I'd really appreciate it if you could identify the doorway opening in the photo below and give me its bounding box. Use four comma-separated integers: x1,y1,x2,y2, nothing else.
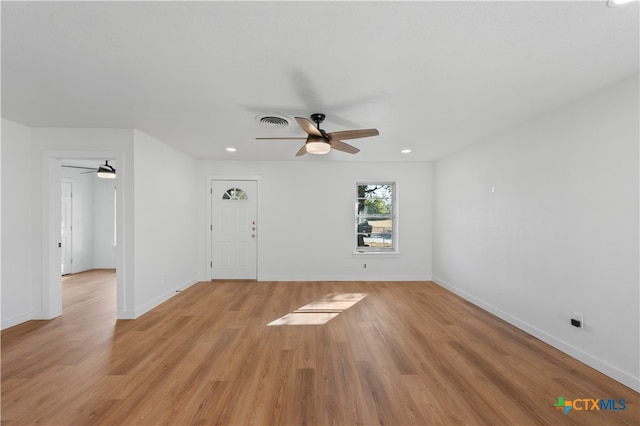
59,158,118,315
43,151,130,321
60,159,117,276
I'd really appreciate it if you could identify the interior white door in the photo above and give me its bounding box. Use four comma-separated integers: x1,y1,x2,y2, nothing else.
211,180,258,279
61,180,73,275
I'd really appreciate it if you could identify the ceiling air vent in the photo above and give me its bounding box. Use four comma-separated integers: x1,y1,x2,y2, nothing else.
256,114,290,128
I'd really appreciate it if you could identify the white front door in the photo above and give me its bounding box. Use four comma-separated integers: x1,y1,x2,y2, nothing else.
211,180,258,279
61,180,73,275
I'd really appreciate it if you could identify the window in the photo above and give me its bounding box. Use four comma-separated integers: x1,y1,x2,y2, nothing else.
356,182,396,252
222,188,248,200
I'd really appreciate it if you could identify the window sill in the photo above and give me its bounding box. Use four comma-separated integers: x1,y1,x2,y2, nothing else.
352,250,399,257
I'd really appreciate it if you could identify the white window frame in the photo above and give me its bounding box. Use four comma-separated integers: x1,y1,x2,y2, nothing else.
354,181,398,254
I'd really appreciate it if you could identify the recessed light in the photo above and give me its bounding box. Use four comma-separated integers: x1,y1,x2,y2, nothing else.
608,0,635,7
401,149,412,154
226,147,236,152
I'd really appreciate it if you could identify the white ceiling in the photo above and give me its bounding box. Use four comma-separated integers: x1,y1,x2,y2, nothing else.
2,1,638,162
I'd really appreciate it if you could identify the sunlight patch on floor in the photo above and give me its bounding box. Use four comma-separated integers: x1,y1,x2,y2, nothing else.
267,312,339,326
267,293,367,326
295,300,360,312
322,293,367,301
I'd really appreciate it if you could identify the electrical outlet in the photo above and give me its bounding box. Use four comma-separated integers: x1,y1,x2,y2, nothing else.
571,312,584,328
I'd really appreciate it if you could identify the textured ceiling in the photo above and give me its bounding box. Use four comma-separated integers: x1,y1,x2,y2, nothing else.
2,1,638,162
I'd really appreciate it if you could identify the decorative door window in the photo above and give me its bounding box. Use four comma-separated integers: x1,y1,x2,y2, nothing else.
222,188,248,200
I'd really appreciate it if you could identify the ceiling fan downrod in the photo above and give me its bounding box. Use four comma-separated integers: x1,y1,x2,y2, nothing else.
310,113,326,130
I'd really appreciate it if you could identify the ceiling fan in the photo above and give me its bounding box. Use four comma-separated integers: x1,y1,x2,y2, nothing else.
256,113,379,156
61,160,116,179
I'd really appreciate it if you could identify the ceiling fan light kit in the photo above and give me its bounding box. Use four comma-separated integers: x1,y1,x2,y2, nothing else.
306,137,331,155
256,112,379,157
97,161,116,179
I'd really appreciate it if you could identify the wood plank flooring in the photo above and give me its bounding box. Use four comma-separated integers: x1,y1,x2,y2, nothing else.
2,269,638,425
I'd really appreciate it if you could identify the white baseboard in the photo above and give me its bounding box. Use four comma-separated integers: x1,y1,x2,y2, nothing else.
1,310,62,330
133,278,199,318
71,265,92,274
258,274,431,282
117,310,136,320
2,279,200,327
432,276,640,393
1,313,32,330
91,264,117,270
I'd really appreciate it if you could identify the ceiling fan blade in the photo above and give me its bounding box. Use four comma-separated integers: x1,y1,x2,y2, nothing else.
255,137,306,140
331,140,360,154
80,170,97,174
328,129,379,141
295,144,308,156
61,165,97,170
294,117,322,137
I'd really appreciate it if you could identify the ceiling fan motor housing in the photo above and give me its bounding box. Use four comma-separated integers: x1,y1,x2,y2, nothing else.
310,113,326,125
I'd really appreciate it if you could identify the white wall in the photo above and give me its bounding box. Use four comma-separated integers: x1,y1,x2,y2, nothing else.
1,119,33,329
433,74,640,391
133,130,199,317
197,160,433,281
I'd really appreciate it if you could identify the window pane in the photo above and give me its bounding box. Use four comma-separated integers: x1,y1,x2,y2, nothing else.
367,218,392,234
222,188,247,200
357,184,393,215
357,217,393,248
361,184,392,196
360,199,392,215
361,234,393,248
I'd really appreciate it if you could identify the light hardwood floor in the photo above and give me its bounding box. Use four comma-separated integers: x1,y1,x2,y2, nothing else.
2,269,638,425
